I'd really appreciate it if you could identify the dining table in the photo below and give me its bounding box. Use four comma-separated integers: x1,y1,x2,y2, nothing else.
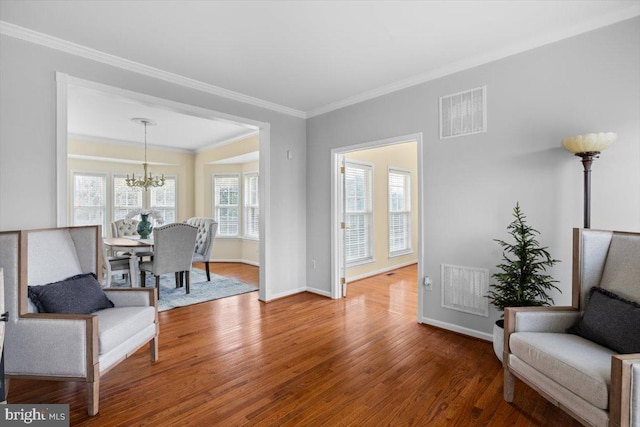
103,237,154,287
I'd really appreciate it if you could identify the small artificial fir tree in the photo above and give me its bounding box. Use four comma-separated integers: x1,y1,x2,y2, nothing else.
487,203,561,317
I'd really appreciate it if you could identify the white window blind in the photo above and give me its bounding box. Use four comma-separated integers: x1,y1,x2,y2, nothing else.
244,172,259,239
72,172,107,230
150,176,177,224
388,169,412,256
214,174,240,237
113,175,143,221
345,161,373,265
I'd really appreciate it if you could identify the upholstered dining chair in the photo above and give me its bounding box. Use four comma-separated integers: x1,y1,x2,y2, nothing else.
0,225,158,416
185,217,218,281
102,245,131,287
111,219,139,238
139,223,198,298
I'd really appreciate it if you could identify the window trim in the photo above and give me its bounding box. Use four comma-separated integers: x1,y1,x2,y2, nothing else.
212,173,241,238
388,167,413,258
344,159,374,267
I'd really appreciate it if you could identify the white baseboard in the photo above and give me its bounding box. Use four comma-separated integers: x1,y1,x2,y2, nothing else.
347,260,417,282
265,286,307,302
419,316,492,342
211,258,260,267
306,287,332,298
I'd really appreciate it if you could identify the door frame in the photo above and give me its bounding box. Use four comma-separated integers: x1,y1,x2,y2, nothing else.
55,72,271,301
330,133,424,321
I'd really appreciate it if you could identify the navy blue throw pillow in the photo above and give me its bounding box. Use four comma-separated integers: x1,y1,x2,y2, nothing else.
568,287,640,354
28,273,114,314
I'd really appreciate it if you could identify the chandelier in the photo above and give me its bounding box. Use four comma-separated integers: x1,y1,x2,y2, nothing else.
126,118,165,190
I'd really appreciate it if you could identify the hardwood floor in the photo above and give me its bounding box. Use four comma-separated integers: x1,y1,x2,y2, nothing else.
7,263,580,426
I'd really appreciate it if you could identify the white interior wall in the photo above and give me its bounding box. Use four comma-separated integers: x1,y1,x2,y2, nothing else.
306,17,640,337
0,35,307,301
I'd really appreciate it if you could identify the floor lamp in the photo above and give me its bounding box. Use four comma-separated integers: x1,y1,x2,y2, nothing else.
562,132,616,229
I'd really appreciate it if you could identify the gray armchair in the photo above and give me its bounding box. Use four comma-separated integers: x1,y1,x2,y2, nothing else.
503,228,640,427
0,226,158,416
185,217,218,281
139,223,198,298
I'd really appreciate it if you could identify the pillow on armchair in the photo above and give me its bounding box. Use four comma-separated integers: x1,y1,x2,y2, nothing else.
569,286,640,354
28,273,114,314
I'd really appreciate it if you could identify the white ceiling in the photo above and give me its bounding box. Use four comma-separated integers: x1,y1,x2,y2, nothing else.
1,0,639,121
67,85,255,152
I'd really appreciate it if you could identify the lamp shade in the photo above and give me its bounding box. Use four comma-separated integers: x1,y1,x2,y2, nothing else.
562,132,616,154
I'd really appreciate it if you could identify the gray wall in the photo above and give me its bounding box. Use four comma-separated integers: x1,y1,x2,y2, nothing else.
307,18,640,335
0,35,307,299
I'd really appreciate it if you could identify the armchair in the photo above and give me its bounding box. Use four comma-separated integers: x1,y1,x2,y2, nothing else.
503,228,640,427
0,226,159,416
185,217,217,281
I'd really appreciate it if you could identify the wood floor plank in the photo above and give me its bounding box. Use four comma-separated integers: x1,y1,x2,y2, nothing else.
7,263,582,426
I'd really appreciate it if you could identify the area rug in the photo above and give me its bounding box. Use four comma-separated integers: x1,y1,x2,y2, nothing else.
108,268,258,312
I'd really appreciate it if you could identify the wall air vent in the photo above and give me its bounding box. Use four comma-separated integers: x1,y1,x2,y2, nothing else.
441,264,489,317
439,86,486,139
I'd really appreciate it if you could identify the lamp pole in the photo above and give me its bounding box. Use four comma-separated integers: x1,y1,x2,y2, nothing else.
562,132,616,231
576,152,599,229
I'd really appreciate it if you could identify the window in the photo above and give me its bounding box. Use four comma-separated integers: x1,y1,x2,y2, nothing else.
150,176,177,224
113,175,143,220
244,172,259,239
345,161,373,265
213,174,240,237
388,168,412,256
72,172,107,229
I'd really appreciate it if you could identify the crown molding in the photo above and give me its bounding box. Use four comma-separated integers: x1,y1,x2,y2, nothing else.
3,4,638,121
306,5,640,118
196,130,259,154
0,21,307,119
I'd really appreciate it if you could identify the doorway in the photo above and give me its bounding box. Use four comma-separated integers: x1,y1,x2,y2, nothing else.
55,73,271,301
331,133,424,322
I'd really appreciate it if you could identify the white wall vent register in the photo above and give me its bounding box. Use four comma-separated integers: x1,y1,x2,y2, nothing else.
441,264,489,317
439,86,487,139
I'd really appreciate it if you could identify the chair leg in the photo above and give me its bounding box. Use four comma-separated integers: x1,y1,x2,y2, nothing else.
150,335,159,362
87,380,99,416
185,270,190,294
175,272,180,288
504,366,515,402
140,271,146,288
155,275,161,299
205,262,211,281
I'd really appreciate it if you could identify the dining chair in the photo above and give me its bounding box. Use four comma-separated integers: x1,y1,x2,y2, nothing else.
185,217,218,281
139,223,198,298
102,245,131,287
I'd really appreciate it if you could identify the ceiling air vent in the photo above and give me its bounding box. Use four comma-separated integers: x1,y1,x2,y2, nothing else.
439,85,486,139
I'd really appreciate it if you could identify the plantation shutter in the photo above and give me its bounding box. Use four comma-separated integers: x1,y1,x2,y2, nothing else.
150,176,177,224
244,173,259,239
388,169,411,256
113,175,143,220
214,174,240,236
345,161,373,264
72,172,107,230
